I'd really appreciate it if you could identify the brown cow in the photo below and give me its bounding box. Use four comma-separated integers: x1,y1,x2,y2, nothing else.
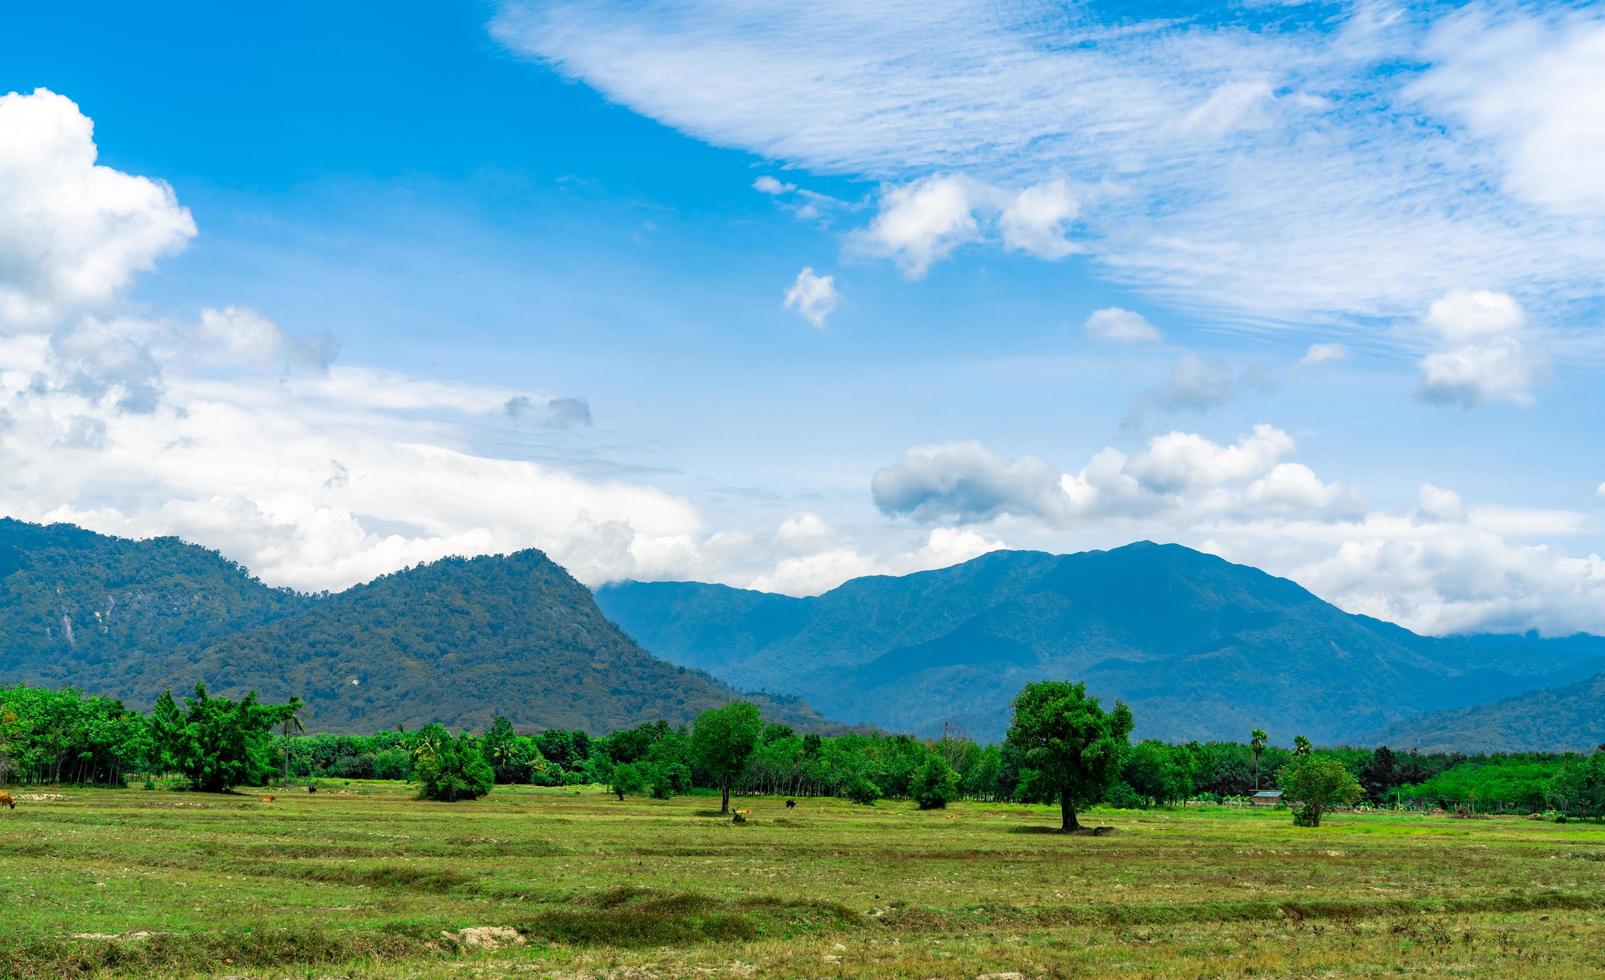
0,792,15,810
259,795,276,803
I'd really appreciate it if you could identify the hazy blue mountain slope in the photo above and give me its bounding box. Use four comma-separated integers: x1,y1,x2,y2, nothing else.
1370,671,1605,753
1,519,827,734
596,542,1603,744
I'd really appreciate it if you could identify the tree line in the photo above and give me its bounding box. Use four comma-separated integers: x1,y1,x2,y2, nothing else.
3,681,1602,822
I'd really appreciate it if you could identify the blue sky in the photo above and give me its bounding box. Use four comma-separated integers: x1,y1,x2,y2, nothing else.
1,1,1602,635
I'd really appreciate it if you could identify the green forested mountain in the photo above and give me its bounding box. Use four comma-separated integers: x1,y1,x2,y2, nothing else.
596,543,1605,745
1369,672,1605,753
0,519,825,733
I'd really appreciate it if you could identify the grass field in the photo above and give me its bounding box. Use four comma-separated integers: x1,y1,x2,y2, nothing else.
3,783,1605,978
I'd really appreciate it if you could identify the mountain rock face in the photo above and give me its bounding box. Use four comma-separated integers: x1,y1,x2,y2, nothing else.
0,518,825,733
596,543,1605,745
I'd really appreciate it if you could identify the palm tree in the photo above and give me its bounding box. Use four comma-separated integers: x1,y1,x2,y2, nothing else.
1250,729,1268,791
281,702,305,786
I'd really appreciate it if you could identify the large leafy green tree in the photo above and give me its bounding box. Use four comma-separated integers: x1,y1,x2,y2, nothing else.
1122,740,1195,807
1005,681,1133,832
1545,751,1605,819
151,685,302,793
691,701,763,814
410,723,494,802
1278,752,1362,826
480,716,548,784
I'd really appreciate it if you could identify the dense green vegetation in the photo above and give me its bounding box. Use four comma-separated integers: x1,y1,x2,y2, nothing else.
597,542,1605,745
7,682,1603,819
0,518,828,735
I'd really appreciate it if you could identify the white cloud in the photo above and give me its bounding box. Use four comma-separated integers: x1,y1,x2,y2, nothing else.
783,267,840,329
872,441,1067,524
1423,289,1525,344
852,175,1083,275
1177,79,1278,137
1297,342,1348,367
852,174,980,278
0,89,195,331
1418,484,1465,523
193,306,336,374
1411,5,1605,215
1125,354,1273,431
749,526,1003,595
1416,289,1544,408
753,175,796,195
1083,307,1161,344
998,179,1080,260
873,424,1359,528
1125,424,1294,492
1417,336,1541,408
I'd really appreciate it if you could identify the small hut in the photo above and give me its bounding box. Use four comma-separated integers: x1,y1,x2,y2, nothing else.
1251,789,1284,807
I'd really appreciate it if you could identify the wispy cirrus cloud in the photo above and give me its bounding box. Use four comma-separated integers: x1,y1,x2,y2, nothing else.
493,1,1605,338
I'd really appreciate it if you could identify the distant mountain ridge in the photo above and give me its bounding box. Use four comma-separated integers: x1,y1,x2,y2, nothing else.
596,543,1605,746
0,518,828,733
1370,671,1605,753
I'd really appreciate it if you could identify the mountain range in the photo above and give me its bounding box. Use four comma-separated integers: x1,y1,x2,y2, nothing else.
6,518,1602,749
596,543,1605,747
0,518,826,733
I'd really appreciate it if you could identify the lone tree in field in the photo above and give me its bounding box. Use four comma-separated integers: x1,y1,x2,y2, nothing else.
1277,750,1362,827
609,761,648,801
1005,681,1133,833
691,701,763,814
1250,729,1268,790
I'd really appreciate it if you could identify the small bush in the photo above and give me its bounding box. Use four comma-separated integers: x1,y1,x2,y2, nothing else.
910,756,961,810
843,773,879,806
1106,781,1143,809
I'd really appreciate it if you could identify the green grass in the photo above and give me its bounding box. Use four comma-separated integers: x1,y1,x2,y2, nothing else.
3,783,1605,977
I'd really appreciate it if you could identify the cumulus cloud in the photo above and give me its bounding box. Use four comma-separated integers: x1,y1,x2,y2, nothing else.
1418,484,1465,523
1415,289,1545,408
1083,307,1161,344
873,424,1362,528
503,393,593,429
783,267,840,328
998,179,1080,260
851,174,1081,276
0,89,195,331
1417,337,1542,408
852,174,981,278
1297,342,1348,368
1125,354,1273,432
193,306,336,374
872,441,1067,524
1423,289,1525,344
752,175,796,195
1123,424,1293,493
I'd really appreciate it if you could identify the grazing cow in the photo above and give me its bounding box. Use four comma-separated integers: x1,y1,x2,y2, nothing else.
785,799,796,809
259,795,276,803
0,792,14,810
